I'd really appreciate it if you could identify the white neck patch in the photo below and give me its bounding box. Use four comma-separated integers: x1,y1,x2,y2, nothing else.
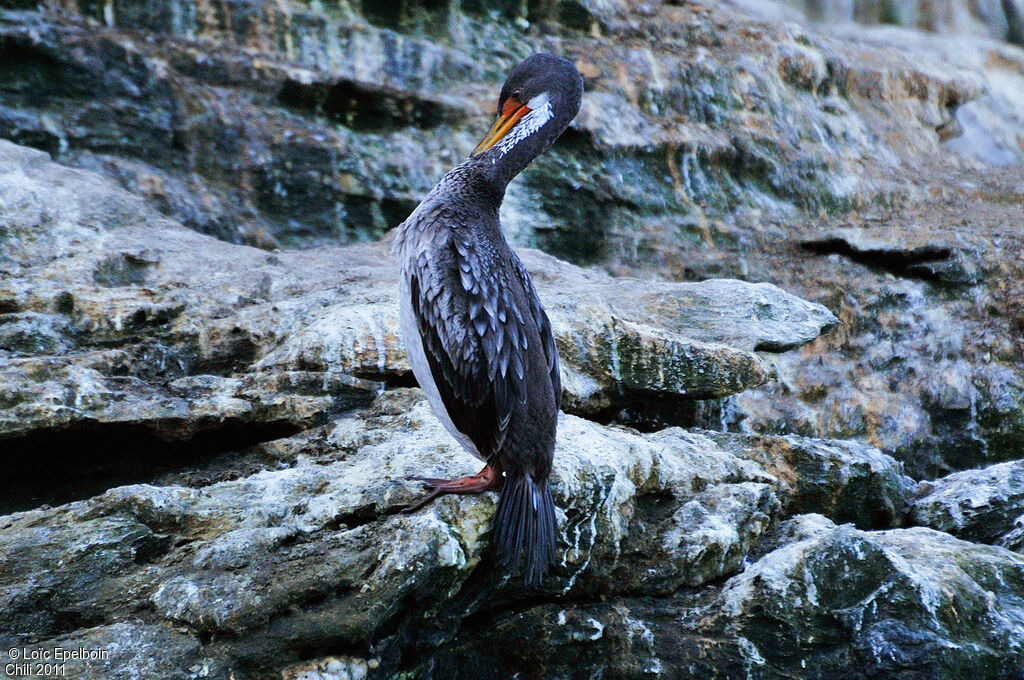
495,92,553,157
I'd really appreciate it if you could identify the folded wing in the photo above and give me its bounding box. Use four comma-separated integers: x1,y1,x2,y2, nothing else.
409,230,531,460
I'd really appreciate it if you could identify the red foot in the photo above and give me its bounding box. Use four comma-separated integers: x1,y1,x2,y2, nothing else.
402,464,502,513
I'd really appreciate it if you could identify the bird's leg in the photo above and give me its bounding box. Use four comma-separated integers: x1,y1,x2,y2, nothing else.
401,464,502,514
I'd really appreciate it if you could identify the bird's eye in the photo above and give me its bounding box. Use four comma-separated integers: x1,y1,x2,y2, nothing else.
512,88,522,100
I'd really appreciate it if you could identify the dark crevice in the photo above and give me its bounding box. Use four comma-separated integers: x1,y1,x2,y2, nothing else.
52,610,107,635
1007,0,1024,45
278,78,454,132
359,0,448,32
0,420,302,514
290,636,368,665
377,370,421,389
223,585,374,676
3,605,111,644
0,35,85,99
567,397,701,432
801,238,954,282
323,502,410,531
288,639,368,663
132,531,175,564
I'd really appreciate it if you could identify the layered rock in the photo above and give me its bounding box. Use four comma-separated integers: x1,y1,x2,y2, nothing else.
3,0,1023,478
2,0,1024,676
704,4,1024,478
770,0,1024,46
0,389,926,678
425,516,1024,678
0,138,835,511
680,519,1024,678
911,460,1024,549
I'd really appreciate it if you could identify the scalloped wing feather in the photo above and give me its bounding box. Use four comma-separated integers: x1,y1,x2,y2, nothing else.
409,231,527,460
512,257,561,411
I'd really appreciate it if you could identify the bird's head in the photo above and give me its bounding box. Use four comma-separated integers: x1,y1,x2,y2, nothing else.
471,53,584,159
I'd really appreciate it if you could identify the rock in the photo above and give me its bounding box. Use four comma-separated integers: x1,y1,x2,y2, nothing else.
0,6,477,248
0,0,991,254
281,656,374,680
775,0,1024,46
3,0,1024,479
0,388,928,677
815,21,1024,168
801,227,978,285
0,623,207,680
420,520,1024,678
0,356,348,439
2,387,753,667
680,523,1024,678
0,137,835,513
721,11,1024,478
911,460,1024,548
707,432,914,529
0,311,74,353
2,0,1024,677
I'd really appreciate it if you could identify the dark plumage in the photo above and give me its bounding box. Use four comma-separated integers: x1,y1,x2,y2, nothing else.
393,53,583,585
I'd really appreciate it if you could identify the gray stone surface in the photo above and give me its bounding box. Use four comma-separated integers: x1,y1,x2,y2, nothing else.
708,432,914,528
420,518,1024,678
0,139,834,452
686,522,1024,678
911,460,1024,548
0,389,942,678
2,0,1024,677
772,0,1024,47
4,0,1024,477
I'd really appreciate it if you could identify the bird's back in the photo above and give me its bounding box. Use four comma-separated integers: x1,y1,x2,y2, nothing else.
395,183,559,474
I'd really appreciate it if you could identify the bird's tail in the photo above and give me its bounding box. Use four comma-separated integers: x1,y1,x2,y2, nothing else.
493,472,557,586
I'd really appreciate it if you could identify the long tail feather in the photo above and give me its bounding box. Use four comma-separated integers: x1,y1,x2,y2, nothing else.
493,472,557,586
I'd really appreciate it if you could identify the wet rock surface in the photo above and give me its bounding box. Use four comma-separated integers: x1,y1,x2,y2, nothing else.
1,0,1024,677
0,139,835,511
911,460,1024,549
706,432,914,529
429,517,1024,679
3,0,1022,480
682,520,1024,679
0,390,949,678
771,0,1024,46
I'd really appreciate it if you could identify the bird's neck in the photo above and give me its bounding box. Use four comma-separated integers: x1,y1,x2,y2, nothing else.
478,131,557,192
415,132,560,231
436,158,508,211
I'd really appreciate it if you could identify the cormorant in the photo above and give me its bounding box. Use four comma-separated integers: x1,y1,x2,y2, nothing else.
394,53,583,586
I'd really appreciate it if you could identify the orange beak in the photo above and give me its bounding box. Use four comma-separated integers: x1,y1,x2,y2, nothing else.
472,98,532,156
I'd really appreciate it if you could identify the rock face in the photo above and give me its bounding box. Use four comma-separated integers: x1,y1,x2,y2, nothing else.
0,138,835,510
2,0,1024,677
773,0,1024,46
428,515,1024,679
0,389,961,679
4,0,1024,480
682,519,1024,679
911,460,1024,549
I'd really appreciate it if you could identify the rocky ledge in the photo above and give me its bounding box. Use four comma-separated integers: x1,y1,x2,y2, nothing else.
4,379,1024,678
2,0,1024,678
0,138,835,512
1,130,1022,679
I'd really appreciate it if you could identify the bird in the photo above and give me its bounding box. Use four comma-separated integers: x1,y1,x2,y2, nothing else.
393,53,583,586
